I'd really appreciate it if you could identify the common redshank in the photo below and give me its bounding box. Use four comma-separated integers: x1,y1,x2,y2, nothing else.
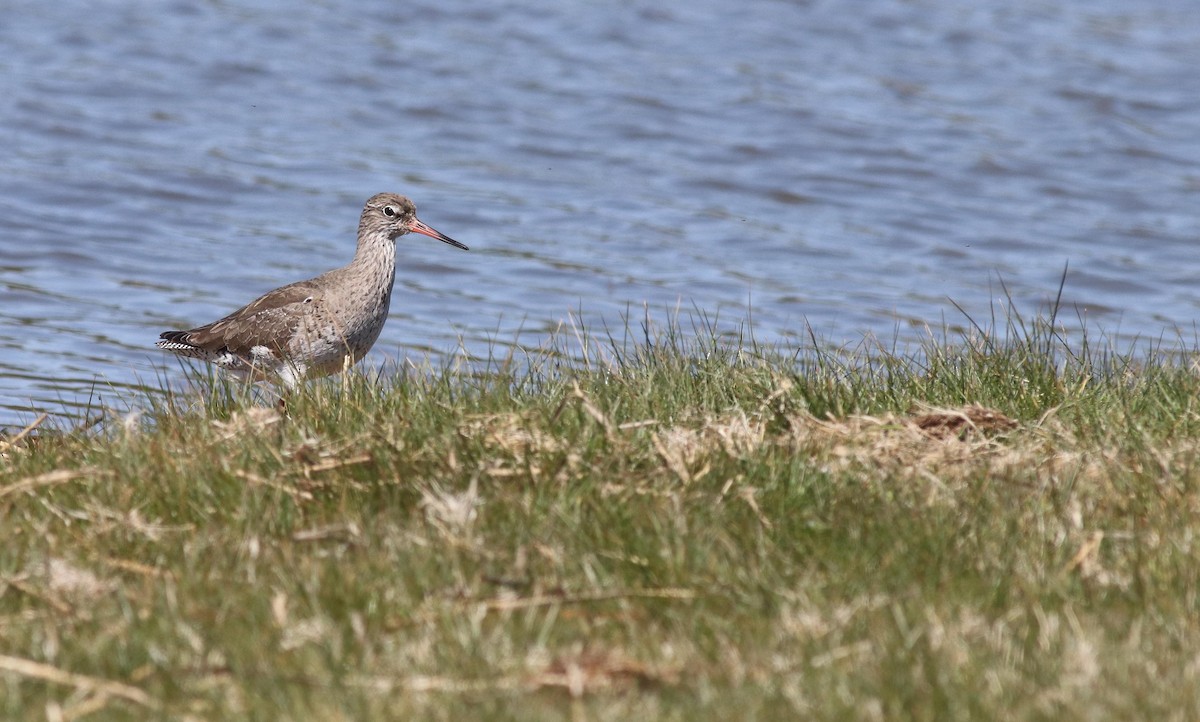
156,193,468,388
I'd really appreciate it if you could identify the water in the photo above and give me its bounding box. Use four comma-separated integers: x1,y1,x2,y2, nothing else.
2,0,1199,426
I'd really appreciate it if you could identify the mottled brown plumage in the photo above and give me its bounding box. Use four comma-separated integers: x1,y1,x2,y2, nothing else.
156,193,467,388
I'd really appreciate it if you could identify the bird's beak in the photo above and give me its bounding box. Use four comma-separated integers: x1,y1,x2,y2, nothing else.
410,217,469,250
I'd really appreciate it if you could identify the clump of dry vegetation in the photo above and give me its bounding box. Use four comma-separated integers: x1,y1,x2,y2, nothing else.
2,314,1200,720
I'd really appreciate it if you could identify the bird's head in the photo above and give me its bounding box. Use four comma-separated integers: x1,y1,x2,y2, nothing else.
362,192,468,250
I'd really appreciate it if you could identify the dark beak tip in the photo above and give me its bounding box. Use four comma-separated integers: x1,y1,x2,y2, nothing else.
439,235,468,251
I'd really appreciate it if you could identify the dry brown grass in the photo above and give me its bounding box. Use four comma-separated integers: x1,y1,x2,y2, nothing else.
3,325,1200,719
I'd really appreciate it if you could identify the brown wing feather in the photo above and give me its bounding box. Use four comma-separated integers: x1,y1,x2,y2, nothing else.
162,280,324,356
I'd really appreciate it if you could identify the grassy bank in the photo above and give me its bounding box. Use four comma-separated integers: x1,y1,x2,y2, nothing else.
3,315,1200,720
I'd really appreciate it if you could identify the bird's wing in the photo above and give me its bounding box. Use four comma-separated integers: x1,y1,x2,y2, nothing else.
161,280,323,357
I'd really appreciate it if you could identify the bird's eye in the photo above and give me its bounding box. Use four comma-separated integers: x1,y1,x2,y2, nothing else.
383,206,398,217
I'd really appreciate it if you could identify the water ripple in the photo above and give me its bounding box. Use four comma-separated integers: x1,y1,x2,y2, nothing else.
1,0,1199,424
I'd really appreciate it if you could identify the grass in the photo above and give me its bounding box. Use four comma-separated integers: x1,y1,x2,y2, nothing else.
3,310,1200,720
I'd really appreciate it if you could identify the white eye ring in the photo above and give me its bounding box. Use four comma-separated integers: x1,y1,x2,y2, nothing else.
383,205,398,217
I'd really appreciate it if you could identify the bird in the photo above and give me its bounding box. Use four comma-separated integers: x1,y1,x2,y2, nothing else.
156,192,468,389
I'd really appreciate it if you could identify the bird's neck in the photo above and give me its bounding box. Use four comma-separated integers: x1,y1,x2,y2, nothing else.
348,230,397,291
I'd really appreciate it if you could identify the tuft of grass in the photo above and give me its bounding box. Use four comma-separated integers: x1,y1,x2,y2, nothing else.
3,311,1200,720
